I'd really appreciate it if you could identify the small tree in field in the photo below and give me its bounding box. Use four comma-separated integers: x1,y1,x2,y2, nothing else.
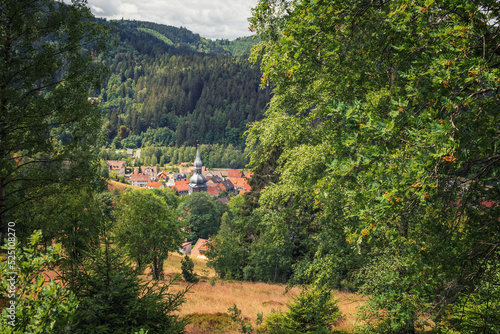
181,255,199,283
259,287,341,334
115,189,183,279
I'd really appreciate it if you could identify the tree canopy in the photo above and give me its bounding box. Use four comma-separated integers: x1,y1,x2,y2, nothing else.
177,192,228,242
0,0,111,240
114,188,182,279
247,0,500,332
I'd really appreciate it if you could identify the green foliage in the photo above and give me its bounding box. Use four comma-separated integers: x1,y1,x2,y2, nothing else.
259,288,340,334
245,215,295,284
0,231,78,334
17,190,110,267
137,28,174,46
106,144,248,169
0,0,111,238
444,269,500,334
180,255,199,283
206,212,249,280
177,192,228,242
64,228,188,334
112,20,251,56
249,0,500,332
114,189,183,279
207,194,305,284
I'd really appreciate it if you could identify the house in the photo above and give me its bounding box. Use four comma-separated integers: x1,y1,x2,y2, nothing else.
191,238,209,259
173,173,189,181
206,175,223,184
145,181,164,189
141,166,158,181
240,183,252,194
157,171,168,181
229,177,249,191
180,241,192,255
170,183,189,196
207,184,222,196
228,169,245,178
130,173,149,187
215,169,229,178
107,160,127,176
243,183,252,192
126,148,134,156
220,180,235,192
203,170,225,180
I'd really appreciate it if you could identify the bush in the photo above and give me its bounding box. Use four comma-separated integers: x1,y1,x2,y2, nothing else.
181,255,199,283
259,287,341,334
0,231,78,334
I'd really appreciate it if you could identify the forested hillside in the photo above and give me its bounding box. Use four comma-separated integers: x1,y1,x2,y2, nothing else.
96,20,271,149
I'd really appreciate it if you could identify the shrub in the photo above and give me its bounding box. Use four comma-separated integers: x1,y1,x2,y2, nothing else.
181,255,199,283
259,287,341,334
0,231,78,334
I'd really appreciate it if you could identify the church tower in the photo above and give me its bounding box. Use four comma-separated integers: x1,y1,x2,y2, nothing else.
188,147,207,194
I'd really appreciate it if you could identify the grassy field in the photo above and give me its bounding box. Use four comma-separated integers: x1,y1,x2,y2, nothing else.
161,253,365,333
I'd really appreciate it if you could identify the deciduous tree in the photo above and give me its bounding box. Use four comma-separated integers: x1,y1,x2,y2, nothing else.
114,189,182,279
249,0,500,332
177,192,227,242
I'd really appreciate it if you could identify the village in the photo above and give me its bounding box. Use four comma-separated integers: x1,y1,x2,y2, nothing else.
106,148,252,198
106,147,252,260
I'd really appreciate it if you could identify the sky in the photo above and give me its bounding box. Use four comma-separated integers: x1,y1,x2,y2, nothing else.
86,0,258,40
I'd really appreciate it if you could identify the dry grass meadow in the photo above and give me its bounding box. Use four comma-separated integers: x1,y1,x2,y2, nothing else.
107,179,141,192
161,253,365,333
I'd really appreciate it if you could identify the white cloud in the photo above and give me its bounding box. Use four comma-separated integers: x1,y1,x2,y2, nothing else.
86,0,257,40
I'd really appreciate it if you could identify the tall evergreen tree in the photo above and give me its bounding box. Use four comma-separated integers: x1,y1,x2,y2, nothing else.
0,0,111,241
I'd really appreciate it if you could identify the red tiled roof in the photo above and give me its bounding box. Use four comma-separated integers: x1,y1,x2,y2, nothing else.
176,178,190,186
146,181,163,188
228,169,244,178
107,160,126,166
191,238,209,258
141,166,158,174
207,185,221,195
230,177,248,188
130,173,149,182
175,184,190,192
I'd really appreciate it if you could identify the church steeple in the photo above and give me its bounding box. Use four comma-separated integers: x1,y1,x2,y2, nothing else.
188,146,207,194
194,147,203,172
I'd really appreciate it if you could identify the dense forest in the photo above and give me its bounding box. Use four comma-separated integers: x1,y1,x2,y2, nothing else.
97,19,271,149
103,144,249,170
1,0,500,334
